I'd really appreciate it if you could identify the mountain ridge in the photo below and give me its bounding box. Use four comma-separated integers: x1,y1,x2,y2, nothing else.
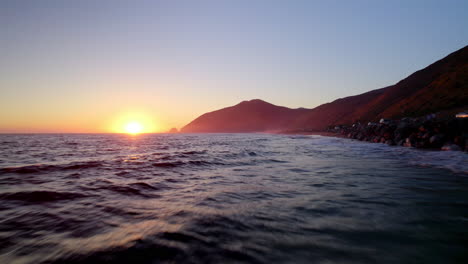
181,45,468,133
181,99,310,133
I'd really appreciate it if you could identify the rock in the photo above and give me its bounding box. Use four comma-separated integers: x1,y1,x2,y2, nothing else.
441,144,461,151
330,114,467,151
397,121,412,131
403,138,413,147
379,118,391,125
429,134,444,147
415,140,429,148
422,132,431,139
168,128,178,133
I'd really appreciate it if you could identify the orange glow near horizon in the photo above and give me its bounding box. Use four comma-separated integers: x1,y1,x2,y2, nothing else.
109,111,159,134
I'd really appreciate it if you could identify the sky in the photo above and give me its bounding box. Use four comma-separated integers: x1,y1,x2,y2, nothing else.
1,0,467,133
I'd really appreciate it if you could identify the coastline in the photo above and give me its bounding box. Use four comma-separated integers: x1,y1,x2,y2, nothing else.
281,131,342,137
282,116,468,152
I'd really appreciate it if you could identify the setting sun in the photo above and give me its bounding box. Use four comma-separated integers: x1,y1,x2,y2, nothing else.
108,110,160,134
124,122,143,134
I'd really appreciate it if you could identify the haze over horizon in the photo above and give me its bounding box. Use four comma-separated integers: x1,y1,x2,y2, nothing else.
1,0,467,133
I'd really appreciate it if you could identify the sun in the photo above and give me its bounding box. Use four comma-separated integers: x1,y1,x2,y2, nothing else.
108,110,160,133
124,122,143,134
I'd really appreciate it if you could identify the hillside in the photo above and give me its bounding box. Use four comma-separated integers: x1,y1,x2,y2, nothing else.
290,45,468,131
182,45,468,133
181,99,310,133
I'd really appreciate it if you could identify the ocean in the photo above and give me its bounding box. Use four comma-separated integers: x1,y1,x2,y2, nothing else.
0,133,467,263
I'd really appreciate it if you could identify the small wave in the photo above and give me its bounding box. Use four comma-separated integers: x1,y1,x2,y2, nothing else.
0,161,102,175
399,149,468,174
101,205,143,217
191,214,254,233
180,150,207,155
128,182,165,191
152,160,223,168
0,165,50,174
153,161,184,168
266,159,288,163
0,190,87,203
104,185,162,198
62,161,102,170
0,141,17,144
50,238,186,264
188,160,215,166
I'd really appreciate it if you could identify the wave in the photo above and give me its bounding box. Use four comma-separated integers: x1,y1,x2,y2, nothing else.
0,190,87,203
180,150,207,155
0,161,103,175
100,183,162,199
128,182,168,191
0,158,226,176
152,161,185,168
152,160,225,168
47,226,261,264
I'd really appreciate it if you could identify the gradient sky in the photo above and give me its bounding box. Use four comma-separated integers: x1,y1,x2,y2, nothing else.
1,0,467,133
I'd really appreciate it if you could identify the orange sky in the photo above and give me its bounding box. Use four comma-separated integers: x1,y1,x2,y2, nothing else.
1,1,467,133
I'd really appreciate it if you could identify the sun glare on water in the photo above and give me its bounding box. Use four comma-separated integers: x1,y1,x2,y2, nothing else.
124,122,143,134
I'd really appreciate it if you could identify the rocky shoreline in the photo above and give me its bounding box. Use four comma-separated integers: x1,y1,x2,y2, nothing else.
326,115,468,152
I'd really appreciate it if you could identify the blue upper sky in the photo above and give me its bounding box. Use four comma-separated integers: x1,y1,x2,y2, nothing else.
1,0,467,131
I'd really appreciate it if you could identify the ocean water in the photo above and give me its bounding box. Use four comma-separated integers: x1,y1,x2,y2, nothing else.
0,133,467,264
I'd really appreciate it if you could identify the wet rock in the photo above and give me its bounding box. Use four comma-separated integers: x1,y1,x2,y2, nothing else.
422,132,431,139
429,134,445,148
403,138,412,147
330,115,467,151
441,144,462,151
415,140,429,148
397,121,410,130
454,136,463,146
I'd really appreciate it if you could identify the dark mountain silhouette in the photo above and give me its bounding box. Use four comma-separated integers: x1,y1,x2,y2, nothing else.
182,45,468,133
287,87,389,131
290,45,468,131
181,99,309,133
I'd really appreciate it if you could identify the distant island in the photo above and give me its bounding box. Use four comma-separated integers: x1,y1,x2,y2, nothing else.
181,45,468,151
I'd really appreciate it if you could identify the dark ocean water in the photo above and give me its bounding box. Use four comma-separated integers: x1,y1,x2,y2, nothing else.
0,133,467,264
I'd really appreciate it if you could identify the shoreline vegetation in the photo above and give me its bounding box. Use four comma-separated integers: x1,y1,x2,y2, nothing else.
286,114,468,152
